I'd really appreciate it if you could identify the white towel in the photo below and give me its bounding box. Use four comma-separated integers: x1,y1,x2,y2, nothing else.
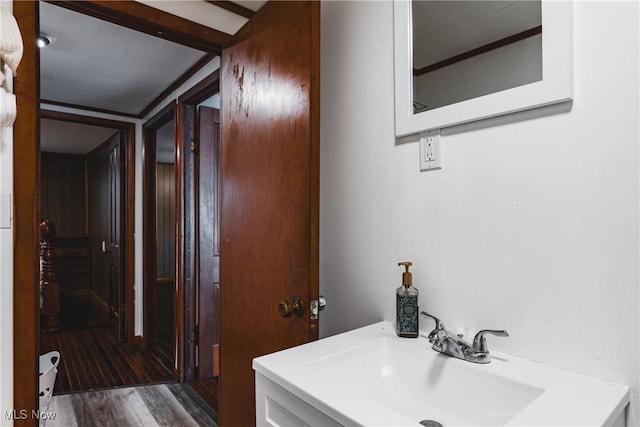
0,87,16,128
0,2,23,76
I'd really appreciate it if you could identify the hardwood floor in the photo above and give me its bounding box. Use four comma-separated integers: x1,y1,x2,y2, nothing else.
189,378,219,413
46,383,218,427
39,292,221,426
40,291,173,394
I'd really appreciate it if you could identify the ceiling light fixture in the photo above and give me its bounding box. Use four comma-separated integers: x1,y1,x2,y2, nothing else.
37,34,52,48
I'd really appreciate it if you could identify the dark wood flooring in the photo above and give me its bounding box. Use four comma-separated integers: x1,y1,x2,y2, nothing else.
40,291,173,394
189,378,219,413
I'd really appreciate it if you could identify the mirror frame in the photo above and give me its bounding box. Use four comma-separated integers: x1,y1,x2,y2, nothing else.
394,0,572,137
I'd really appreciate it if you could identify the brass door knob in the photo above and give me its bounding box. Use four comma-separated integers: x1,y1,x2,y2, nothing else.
279,296,304,318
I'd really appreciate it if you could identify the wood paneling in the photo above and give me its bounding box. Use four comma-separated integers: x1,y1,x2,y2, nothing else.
87,140,111,304
40,152,86,238
156,163,176,279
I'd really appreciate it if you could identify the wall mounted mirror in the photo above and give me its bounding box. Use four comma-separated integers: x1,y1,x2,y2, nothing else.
394,0,572,137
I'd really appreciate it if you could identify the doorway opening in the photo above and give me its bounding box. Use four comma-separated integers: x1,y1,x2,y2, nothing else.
142,102,178,377
12,0,235,418
34,0,220,397
37,109,155,393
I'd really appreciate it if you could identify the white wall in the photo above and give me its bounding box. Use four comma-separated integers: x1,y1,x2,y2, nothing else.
0,1,14,423
320,0,640,424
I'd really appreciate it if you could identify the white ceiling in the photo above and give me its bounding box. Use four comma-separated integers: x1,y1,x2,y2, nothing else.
134,0,250,36
412,0,541,69
40,0,265,155
39,1,207,116
41,119,118,155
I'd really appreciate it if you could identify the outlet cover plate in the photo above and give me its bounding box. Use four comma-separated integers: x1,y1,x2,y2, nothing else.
419,130,442,171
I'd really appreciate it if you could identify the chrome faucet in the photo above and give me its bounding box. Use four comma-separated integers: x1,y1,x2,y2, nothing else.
420,311,508,364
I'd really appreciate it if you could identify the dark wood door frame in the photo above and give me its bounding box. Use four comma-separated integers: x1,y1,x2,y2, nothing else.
13,3,40,421
44,0,230,53
41,109,136,345
142,102,180,381
177,70,220,382
13,2,226,423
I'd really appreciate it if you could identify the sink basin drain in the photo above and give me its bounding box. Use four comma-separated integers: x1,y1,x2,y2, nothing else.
419,420,443,427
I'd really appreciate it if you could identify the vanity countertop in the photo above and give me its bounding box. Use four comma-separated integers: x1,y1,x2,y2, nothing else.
253,321,629,426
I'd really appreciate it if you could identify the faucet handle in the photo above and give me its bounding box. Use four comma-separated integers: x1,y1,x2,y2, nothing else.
420,311,445,330
472,329,509,353
420,311,446,345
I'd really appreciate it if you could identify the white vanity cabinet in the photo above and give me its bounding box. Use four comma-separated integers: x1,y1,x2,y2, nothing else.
255,372,343,427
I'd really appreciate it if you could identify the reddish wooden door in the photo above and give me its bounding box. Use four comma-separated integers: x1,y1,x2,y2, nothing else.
198,106,221,379
219,1,320,425
109,137,125,341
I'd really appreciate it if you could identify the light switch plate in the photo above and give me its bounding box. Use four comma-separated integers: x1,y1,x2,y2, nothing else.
0,193,11,229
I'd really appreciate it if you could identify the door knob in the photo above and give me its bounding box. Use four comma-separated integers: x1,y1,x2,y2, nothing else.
279,296,304,318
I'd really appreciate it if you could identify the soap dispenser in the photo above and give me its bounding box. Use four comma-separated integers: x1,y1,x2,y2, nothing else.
396,261,418,338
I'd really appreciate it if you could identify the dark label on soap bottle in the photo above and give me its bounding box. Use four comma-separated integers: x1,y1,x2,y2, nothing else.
397,294,418,337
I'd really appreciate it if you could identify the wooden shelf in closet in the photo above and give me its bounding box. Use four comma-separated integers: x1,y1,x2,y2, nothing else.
52,236,90,293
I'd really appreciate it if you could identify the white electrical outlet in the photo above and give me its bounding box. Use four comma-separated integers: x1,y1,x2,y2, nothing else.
419,130,442,171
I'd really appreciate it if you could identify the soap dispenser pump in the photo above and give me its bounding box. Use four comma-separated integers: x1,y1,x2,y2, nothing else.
396,261,418,338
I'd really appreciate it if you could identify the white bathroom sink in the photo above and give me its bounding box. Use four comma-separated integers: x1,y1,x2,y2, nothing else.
253,322,629,426
308,337,543,426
